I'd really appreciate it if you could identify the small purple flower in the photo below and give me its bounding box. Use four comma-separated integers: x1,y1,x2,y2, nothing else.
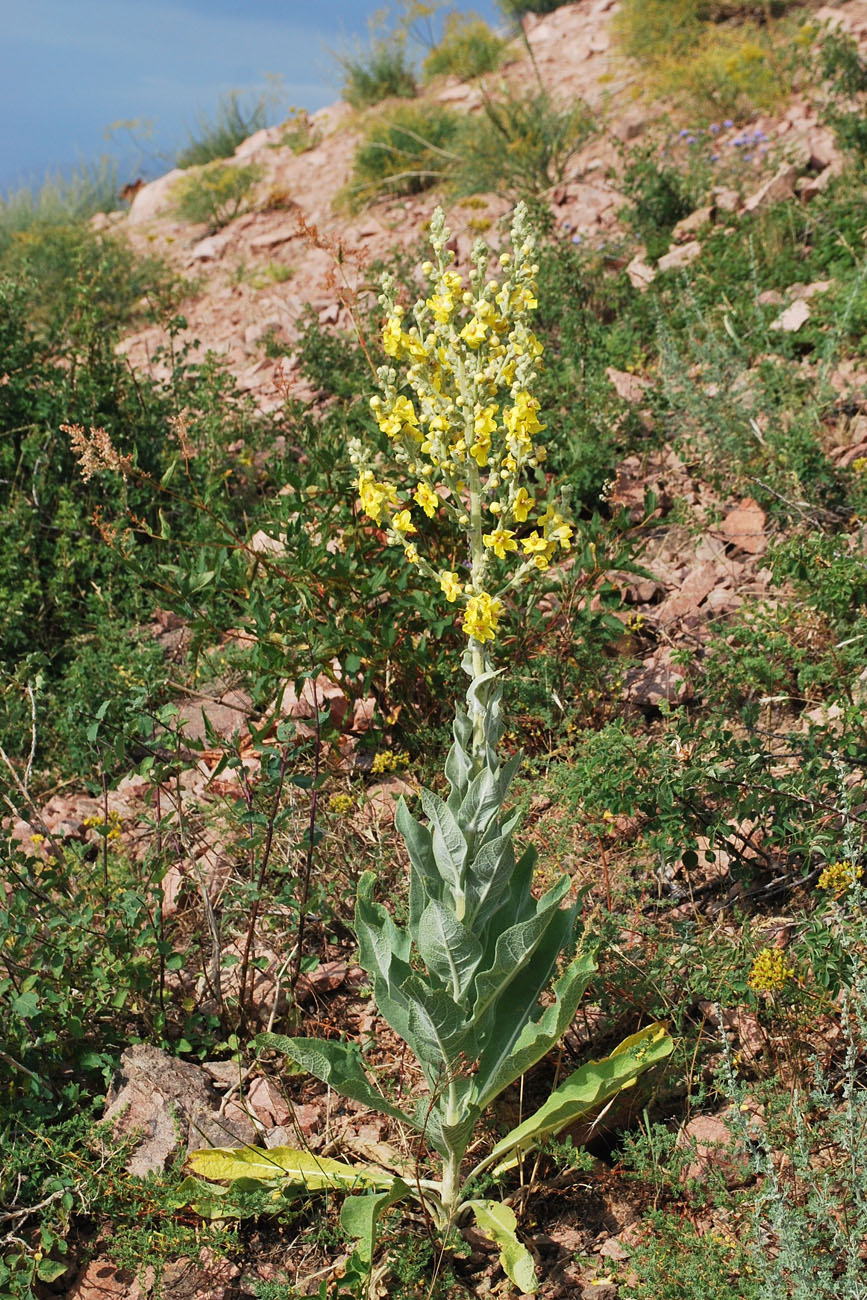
572,234,583,245
686,136,697,145
679,128,691,138
710,153,720,163
743,153,753,163
709,123,720,134
753,129,766,142
724,118,734,128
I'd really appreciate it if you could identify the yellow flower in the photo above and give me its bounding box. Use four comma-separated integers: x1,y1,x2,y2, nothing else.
474,405,498,439
512,486,534,522
383,315,403,357
748,947,794,993
539,506,573,550
439,570,462,602
522,530,554,557
470,432,491,468
818,859,863,895
414,481,439,518
460,317,487,348
483,527,518,559
378,394,419,441
357,470,396,524
428,293,454,324
392,509,416,535
462,592,503,643
327,792,354,815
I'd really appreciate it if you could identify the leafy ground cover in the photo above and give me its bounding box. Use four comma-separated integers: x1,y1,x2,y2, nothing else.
2,3,867,1297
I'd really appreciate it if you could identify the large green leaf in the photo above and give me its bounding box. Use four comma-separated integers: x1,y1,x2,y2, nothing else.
419,787,467,886
461,832,515,929
340,1179,412,1265
489,1022,674,1174
465,1199,537,1293
475,946,596,1110
188,1145,395,1191
472,879,572,1023
402,976,476,1073
416,899,483,998
257,1033,416,1129
355,873,414,1045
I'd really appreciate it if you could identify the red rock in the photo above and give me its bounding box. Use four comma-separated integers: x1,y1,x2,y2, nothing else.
719,497,767,555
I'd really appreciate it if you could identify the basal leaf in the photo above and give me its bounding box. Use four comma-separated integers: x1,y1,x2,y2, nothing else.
188,1145,395,1191
490,1022,674,1174
465,1199,537,1293
340,1179,411,1265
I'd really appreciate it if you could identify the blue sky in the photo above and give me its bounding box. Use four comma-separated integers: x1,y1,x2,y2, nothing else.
1,0,503,194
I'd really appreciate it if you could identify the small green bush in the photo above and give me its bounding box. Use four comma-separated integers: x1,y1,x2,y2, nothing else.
614,0,811,118
456,89,595,198
422,14,507,82
175,89,272,167
337,37,417,108
171,161,263,232
498,0,564,17
347,103,461,208
0,157,120,257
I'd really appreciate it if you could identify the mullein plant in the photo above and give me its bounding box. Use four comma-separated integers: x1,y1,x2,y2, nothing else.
189,204,672,1292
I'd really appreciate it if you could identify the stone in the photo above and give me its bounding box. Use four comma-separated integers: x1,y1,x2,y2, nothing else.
189,231,232,261
174,688,252,743
743,163,798,213
677,1112,754,1189
769,298,810,332
249,225,298,250
719,496,767,555
625,253,656,290
128,169,185,225
711,186,741,213
68,1259,150,1299
671,206,714,242
657,240,702,272
103,1044,259,1178
606,366,651,404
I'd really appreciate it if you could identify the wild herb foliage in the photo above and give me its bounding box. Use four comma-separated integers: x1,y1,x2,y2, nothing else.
175,88,274,167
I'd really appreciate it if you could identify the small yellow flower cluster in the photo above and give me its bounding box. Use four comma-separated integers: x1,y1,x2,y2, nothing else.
350,202,572,648
327,792,355,816
818,858,863,895
851,456,867,474
371,748,410,774
747,946,794,994
83,810,123,841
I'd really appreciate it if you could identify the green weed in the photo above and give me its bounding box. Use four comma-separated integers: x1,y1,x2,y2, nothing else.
175,88,274,168
171,161,264,232
422,14,507,82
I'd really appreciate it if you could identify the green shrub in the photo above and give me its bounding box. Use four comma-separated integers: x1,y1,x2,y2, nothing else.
455,88,595,198
422,14,507,81
175,89,272,167
498,0,564,17
347,103,461,207
820,28,867,166
171,160,263,231
337,36,417,108
614,0,811,118
0,157,120,257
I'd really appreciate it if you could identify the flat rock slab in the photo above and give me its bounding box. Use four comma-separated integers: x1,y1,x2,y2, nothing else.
103,1044,258,1177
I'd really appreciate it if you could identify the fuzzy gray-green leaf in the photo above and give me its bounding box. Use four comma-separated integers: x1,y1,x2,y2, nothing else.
417,899,483,998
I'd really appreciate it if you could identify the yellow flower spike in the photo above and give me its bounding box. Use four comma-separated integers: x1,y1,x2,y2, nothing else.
392,509,417,535
462,592,503,643
512,487,535,522
439,570,463,602
414,481,439,518
483,527,518,560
